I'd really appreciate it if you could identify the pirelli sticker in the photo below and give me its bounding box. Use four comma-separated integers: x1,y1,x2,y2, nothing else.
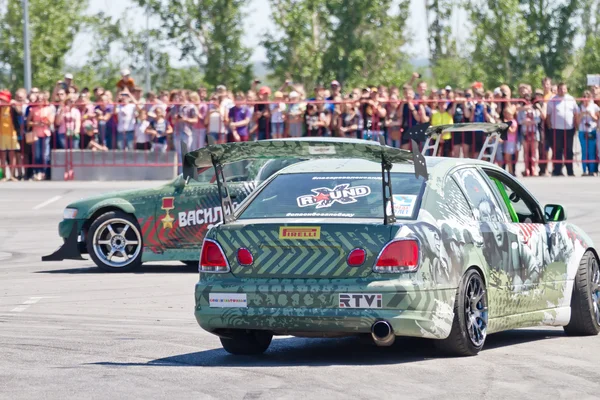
279,226,321,240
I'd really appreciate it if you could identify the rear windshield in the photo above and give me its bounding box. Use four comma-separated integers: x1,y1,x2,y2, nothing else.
238,172,424,219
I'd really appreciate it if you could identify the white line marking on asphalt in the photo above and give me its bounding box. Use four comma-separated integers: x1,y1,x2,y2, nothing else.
10,296,58,313
32,195,62,210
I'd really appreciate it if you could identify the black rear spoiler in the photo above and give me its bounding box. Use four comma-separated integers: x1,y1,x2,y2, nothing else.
181,123,508,225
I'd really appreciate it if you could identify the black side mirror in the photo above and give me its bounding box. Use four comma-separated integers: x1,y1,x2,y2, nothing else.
174,175,187,190
181,140,198,182
544,204,567,222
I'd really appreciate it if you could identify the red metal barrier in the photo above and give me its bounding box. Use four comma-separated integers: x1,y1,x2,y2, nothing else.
1,96,598,180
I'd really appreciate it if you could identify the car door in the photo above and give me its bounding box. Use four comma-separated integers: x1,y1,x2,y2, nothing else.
157,171,257,252
480,167,565,313
452,167,522,318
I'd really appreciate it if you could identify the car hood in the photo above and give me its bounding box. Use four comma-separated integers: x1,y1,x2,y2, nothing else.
63,179,178,219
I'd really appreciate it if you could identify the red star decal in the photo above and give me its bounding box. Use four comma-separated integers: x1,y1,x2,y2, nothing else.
314,192,330,202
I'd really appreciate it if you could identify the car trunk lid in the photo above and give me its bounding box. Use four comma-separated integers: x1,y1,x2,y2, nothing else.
215,222,399,279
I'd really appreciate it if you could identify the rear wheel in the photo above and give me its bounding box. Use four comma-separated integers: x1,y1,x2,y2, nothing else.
219,331,273,355
564,251,600,336
86,211,143,273
435,269,488,356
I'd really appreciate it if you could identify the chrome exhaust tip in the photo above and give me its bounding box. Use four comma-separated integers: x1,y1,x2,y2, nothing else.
371,320,395,346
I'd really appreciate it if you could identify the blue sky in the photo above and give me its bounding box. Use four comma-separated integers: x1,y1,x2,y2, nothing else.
66,0,468,68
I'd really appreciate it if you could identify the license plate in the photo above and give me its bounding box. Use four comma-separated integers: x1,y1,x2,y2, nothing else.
339,293,382,308
209,293,247,308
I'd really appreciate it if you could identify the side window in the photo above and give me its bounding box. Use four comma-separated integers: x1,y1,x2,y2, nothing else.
482,170,543,224
453,168,506,223
444,177,474,221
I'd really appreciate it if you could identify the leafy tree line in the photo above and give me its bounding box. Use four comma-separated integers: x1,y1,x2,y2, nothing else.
0,0,599,95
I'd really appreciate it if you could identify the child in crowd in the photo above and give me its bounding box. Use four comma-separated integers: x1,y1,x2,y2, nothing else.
502,105,518,176
134,109,151,150
269,91,286,139
146,107,172,152
305,104,320,136
517,102,541,177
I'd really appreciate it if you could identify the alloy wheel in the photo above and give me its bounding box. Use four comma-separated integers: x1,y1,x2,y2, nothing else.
464,273,488,347
92,218,142,268
590,257,600,326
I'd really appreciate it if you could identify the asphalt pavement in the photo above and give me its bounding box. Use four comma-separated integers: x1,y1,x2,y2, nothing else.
1,178,599,400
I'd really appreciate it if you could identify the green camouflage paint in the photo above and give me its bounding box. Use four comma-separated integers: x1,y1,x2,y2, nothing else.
193,148,596,341
53,160,275,263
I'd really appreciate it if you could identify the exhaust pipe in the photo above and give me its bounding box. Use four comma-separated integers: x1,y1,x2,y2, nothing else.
371,320,395,346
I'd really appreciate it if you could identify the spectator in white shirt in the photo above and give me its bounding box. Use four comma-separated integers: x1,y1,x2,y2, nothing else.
269,91,286,139
134,109,151,150
578,90,600,176
546,83,580,176
116,92,137,150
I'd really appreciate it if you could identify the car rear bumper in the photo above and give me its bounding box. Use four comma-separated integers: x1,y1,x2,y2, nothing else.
194,279,457,339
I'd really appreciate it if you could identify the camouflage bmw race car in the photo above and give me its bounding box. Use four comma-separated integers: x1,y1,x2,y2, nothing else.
190,127,600,356
42,158,299,272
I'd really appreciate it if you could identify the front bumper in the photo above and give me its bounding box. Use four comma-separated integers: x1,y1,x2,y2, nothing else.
59,219,83,239
42,219,85,261
195,278,457,339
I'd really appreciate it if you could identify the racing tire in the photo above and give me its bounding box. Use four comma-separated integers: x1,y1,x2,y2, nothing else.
86,211,143,273
435,269,488,357
563,251,600,336
219,331,273,355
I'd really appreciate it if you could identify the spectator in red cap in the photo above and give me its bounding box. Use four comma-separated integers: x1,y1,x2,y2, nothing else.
472,82,484,91
0,90,19,181
254,86,271,140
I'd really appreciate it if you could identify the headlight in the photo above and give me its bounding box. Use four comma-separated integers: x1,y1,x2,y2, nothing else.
63,208,79,219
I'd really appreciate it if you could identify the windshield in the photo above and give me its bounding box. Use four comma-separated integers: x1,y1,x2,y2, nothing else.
192,158,303,184
238,172,424,219
193,160,261,184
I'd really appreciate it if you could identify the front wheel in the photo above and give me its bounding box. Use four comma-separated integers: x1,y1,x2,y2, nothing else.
86,211,143,272
435,269,488,356
219,331,273,355
564,251,600,336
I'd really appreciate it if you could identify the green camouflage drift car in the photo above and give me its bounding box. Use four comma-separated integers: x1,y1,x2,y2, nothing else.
190,131,600,356
42,158,299,272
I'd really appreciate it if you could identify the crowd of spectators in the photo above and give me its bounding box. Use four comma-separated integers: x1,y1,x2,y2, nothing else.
1,69,599,181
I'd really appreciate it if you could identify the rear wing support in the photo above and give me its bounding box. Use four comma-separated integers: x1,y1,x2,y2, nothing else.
212,156,236,224
378,138,397,224
421,134,441,157
477,132,501,162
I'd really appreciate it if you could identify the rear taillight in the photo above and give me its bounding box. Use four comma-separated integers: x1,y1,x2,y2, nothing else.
237,248,254,266
373,239,420,273
347,248,366,266
199,239,230,273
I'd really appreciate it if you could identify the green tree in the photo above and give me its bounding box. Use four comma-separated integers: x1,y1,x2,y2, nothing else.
262,0,327,88
71,11,122,92
467,0,542,89
263,0,413,90
0,0,88,91
321,0,412,88
425,0,454,64
520,0,582,80
134,0,252,91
